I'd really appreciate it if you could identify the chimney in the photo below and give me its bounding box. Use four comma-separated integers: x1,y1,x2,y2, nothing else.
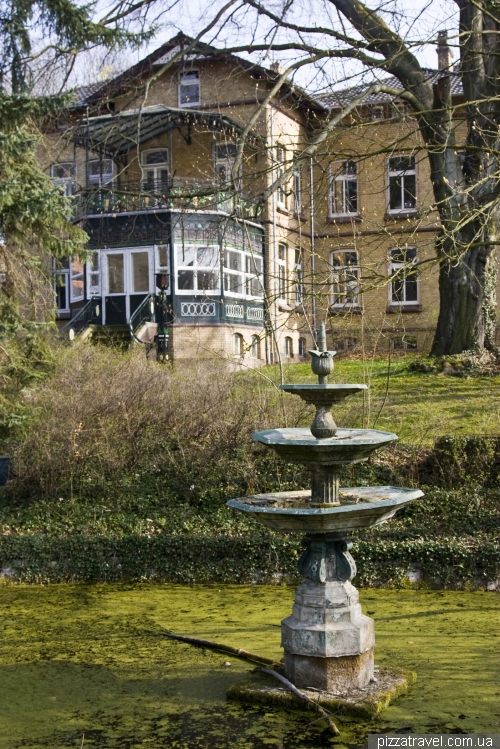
270,61,287,77
437,30,452,71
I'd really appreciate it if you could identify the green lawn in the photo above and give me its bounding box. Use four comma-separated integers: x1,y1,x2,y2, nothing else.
266,356,500,445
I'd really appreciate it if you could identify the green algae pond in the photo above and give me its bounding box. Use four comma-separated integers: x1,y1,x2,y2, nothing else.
0,584,499,748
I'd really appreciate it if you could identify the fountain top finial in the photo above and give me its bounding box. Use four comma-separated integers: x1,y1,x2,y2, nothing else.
309,322,337,385
317,322,327,353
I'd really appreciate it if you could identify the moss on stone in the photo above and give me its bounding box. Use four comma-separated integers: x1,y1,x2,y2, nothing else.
227,667,416,720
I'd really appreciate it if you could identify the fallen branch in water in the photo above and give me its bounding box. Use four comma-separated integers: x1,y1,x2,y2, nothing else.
256,667,340,737
157,628,340,737
157,629,277,666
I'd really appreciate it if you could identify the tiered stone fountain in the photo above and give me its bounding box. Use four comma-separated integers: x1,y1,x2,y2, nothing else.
228,323,422,695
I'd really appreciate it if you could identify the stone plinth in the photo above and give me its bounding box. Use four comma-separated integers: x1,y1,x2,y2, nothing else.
284,649,374,692
227,666,416,720
282,579,374,691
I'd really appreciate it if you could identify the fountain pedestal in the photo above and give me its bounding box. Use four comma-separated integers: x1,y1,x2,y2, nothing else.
282,535,374,692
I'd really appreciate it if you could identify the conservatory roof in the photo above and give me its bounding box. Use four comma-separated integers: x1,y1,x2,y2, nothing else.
70,104,259,158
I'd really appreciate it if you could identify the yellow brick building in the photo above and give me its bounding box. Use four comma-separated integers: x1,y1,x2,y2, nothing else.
42,33,498,362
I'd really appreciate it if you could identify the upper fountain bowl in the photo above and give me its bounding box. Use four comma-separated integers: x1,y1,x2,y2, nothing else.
253,427,397,466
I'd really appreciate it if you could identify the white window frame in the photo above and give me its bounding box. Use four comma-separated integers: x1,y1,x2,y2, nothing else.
97,247,155,324
233,333,244,357
277,243,287,302
388,247,419,306
178,69,200,107
129,248,154,295
141,149,169,192
50,162,76,196
330,250,360,308
284,336,293,358
156,244,170,273
86,251,101,297
87,159,114,187
329,160,358,218
53,259,70,313
244,253,264,299
224,247,264,300
250,334,261,359
175,243,220,295
69,257,85,302
298,337,306,357
214,142,238,188
275,146,287,209
294,248,303,304
387,155,417,214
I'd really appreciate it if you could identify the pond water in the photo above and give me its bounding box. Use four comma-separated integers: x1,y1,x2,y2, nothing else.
0,584,499,748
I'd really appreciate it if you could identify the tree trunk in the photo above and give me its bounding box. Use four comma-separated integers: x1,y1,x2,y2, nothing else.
431,226,497,355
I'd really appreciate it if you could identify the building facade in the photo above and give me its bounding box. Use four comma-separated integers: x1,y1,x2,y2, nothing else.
42,33,500,362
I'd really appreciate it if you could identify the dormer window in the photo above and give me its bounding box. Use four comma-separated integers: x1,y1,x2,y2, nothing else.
179,70,200,107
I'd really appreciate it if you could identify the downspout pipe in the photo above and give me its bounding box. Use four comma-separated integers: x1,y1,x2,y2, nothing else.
270,106,279,363
309,157,317,343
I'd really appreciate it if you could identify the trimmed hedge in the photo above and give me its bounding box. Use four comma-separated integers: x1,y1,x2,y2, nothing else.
1,533,499,589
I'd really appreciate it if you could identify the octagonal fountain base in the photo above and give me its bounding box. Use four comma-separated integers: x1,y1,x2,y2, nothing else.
282,579,374,692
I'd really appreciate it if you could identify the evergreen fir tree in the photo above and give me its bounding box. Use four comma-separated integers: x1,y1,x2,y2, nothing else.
0,0,151,444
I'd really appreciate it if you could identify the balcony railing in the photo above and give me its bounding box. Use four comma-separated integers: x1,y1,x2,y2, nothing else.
72,178,262,221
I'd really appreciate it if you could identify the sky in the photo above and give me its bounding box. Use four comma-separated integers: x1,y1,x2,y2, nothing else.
72,0,460,93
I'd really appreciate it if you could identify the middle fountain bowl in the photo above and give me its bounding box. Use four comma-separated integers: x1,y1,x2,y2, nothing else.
227,485,422,534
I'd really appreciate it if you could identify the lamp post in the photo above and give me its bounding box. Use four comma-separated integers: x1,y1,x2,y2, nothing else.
155,273,169,363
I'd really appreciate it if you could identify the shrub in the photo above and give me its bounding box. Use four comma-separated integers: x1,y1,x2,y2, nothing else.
4,345,310,508
423,435,500,488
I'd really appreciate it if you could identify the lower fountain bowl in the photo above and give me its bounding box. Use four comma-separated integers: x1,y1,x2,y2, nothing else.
227,486,423,534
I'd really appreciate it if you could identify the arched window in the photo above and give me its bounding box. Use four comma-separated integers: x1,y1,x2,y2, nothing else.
250,335,261,359
233,333,244,356
298,337,306,357
284,336,293,358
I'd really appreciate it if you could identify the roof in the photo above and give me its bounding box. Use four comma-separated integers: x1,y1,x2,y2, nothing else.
72,81,109,108
318,69,463,110
69,104,261,158
74,32,328,116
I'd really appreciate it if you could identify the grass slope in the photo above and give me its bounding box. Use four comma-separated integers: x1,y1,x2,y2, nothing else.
276,356,500,445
